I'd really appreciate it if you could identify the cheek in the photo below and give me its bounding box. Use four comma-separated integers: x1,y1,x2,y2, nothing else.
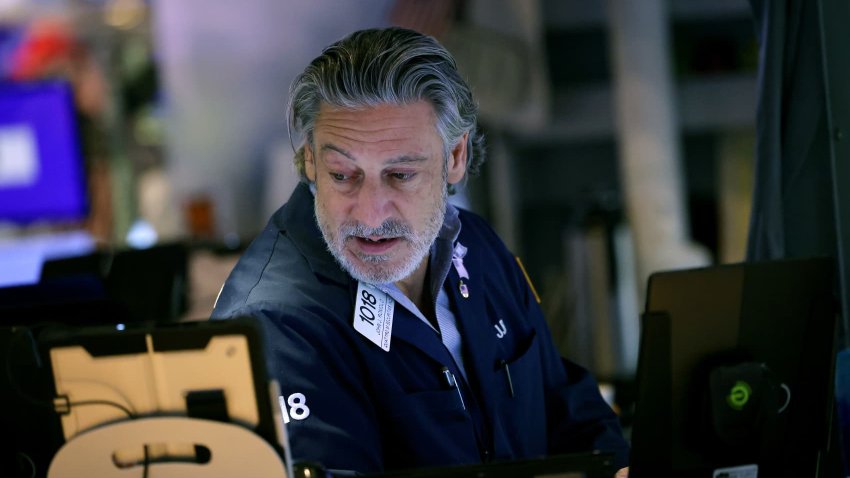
406,183,444,223
316,191,350,223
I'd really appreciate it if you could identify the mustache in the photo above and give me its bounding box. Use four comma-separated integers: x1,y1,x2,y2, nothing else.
339,218,412,239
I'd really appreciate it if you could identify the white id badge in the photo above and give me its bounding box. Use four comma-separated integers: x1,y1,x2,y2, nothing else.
353,282,395,351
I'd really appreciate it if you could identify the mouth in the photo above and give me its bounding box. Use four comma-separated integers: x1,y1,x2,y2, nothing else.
352,236,401,254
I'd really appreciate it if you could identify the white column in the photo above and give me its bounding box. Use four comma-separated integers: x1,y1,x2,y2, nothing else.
606,0,709,298
717,131,755,264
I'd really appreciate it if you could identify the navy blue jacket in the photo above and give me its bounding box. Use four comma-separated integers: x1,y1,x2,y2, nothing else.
212,183,629,472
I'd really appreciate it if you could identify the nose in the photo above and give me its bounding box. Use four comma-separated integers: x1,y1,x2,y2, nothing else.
351,178,391,229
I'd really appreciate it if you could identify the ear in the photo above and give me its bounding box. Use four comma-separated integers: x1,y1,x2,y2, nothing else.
304,143,317,182
446,131,468,185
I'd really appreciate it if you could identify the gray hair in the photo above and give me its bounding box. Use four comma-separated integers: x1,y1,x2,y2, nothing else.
288,27,485,193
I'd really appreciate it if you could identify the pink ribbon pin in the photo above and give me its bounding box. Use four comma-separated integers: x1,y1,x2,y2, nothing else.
452,242,469,280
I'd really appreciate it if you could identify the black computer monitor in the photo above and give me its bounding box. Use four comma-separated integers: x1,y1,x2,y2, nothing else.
630,257,840,477
2,318,287,478
40,243,190,322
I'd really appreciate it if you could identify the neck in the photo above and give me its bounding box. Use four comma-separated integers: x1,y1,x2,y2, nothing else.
394,255,430,312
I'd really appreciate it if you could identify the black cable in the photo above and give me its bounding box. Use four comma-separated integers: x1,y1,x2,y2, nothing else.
143,444,150,478
59,398,136,419
16,451,36,478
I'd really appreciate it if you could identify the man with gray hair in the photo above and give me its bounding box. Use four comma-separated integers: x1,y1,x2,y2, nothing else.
212,27,629,475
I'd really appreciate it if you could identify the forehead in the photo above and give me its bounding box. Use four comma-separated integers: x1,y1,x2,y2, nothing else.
313,101,441,152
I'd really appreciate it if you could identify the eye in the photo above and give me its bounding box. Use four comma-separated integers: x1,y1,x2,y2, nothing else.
389,171,416,181
329,172,349,182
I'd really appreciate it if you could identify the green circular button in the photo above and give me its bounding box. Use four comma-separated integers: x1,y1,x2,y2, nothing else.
727,380,751,410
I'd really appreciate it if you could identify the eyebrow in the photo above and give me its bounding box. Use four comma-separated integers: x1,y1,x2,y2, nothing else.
320,143,355,161
319,143,429,165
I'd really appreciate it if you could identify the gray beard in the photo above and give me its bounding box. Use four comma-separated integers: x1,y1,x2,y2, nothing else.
314,187,447,284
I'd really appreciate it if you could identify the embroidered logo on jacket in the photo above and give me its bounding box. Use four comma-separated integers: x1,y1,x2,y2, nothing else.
494,319,508,339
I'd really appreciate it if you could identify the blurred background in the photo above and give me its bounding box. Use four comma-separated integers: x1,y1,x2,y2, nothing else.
0,0,759,409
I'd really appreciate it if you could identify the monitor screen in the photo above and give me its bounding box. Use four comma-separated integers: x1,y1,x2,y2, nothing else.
0,81,87,224
630,257,840,477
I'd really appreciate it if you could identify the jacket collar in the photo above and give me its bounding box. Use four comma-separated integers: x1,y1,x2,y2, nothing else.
274,182,350,286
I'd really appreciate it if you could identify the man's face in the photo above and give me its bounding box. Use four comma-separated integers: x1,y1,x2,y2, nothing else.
305,101,467,284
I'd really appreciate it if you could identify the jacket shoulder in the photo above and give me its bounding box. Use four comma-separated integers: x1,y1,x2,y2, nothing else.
456,208,520,271
212,227,348,321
